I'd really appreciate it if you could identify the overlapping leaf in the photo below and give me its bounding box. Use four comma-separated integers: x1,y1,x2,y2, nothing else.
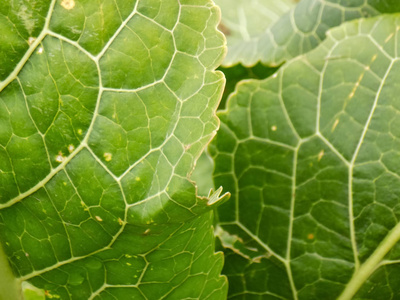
214,0,296,67
0,0,229,298
211,15,400,299
217,0,400,67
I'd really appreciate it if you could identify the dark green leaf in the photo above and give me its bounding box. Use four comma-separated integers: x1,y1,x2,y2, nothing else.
0,0,229,298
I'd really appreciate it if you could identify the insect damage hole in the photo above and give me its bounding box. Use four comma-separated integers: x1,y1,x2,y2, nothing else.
56,152,66,163
68,144,75,153
28,37,36,45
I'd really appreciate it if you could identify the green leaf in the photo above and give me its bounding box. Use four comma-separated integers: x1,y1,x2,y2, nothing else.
218,63,280,110
191,151,215,197
219,0,400,67
214,0,296,67
0,0,52,81
0,0,229,298
211,15,400,299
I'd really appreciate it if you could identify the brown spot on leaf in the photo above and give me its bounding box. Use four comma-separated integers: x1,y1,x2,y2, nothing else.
218,23,231,36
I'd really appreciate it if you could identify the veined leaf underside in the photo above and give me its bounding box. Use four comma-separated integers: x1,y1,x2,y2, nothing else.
212,14,400,300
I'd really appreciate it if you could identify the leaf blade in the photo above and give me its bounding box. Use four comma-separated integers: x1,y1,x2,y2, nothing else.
0,0,228,298
212,14,400,299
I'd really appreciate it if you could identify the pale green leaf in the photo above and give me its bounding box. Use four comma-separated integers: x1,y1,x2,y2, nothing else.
218,0,400,67
0,0,229,298
191,151,215,197
214,0,296,67
211,15,400,299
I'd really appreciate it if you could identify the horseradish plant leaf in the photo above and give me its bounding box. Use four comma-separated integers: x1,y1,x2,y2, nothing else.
213,0,296,67
0,0,229,299
211,14,400,299
216,0,400,68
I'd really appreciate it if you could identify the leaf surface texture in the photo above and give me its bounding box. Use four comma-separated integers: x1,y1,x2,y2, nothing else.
0,0,228,298
211,15,400,299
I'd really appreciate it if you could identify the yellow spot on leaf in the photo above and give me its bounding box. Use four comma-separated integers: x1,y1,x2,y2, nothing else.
252,256,264,263
385,33,394,43
45,291,60,299
349,72,364,100
144,228,150,235
95,216,103,222
61,0,75,10
118,218,124,225
28,37,36,45
318,150,324,162
371,54,378,62
77,129,83,135
307,233,314,240
271,125,277,131
104,152,112,162
135,177,140,181
332,119,339,132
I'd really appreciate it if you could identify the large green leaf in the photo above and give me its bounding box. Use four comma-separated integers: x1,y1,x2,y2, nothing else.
214,0,296,67
0,0,229,298
211,14,400,299
218,0,400,67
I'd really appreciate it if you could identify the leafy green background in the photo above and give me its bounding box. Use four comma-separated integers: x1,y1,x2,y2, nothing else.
212,9,400,300
6,0,400,299
216,0,400,68
213,0,297,67
0,0,229,299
